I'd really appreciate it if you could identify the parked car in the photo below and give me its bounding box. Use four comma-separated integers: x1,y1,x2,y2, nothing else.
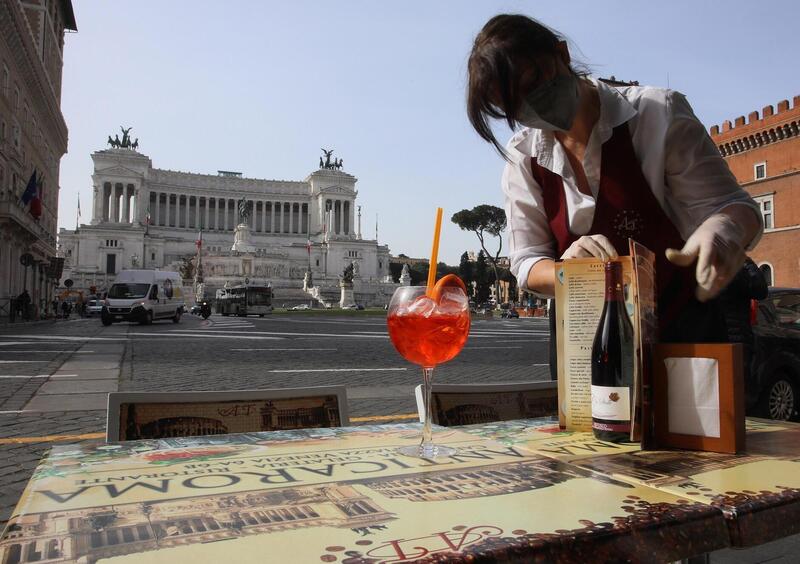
748,287,800,421
291,304,310,311
86,300,104,316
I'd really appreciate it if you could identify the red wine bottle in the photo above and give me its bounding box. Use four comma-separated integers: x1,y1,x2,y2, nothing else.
591,261,634,443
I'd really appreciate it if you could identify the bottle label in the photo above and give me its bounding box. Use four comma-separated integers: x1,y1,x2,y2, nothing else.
591,385,631,421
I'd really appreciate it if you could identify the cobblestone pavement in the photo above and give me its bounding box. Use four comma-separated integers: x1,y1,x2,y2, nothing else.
0,313,796,561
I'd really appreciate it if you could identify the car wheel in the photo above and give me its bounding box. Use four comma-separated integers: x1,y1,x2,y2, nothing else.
101,315,112,327
173,309,181,324
145,310,154,325
759,372,798,421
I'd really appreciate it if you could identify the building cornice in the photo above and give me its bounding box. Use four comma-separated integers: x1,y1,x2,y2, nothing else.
740,169,800,189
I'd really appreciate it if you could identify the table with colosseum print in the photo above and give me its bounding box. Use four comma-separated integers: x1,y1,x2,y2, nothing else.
460,417,800,549
0,424,728,563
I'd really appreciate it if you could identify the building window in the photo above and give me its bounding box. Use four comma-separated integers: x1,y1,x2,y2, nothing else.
754,195,774,230
754,162,766,180
759,263,773,286
151,252,156,261
315,259,319,267
106,254,116,274
1,64,8,98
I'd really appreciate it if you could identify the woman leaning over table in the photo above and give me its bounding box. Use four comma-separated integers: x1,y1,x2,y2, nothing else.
466,14,763,379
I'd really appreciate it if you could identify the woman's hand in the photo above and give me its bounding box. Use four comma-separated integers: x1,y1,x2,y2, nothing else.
666,213,746,302
560,235,619,260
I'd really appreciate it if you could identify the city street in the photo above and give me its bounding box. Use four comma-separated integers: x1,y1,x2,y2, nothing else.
0,312,551,523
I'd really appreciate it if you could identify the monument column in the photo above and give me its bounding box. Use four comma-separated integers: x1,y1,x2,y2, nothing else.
270,202,275,233
204,197,210,230
154,192,161,226
122,186,130,223
222,199,227,231
288,202,294,234
110,184,119,223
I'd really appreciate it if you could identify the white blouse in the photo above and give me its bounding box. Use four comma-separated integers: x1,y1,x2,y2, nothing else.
502,78,762,293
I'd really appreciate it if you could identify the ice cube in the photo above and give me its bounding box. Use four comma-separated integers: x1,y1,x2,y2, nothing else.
437,288,468,314
405,295,437,317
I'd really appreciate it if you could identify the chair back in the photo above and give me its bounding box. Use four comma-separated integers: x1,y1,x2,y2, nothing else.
106,386,348,442
415,381,557,426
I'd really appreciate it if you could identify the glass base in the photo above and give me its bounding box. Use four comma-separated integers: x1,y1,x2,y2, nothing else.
398,443,457,459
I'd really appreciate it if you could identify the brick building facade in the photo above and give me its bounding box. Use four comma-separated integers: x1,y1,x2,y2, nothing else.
709,95,800,287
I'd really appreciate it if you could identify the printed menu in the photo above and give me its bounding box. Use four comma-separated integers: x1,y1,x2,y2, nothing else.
554,240,656,442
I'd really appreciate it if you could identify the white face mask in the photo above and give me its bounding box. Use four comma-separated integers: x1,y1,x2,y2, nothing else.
517,73,580,132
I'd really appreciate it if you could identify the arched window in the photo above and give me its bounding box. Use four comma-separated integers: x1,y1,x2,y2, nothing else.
759,263,773,286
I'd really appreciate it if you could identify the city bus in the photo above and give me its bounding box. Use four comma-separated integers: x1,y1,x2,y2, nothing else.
215,284,273,317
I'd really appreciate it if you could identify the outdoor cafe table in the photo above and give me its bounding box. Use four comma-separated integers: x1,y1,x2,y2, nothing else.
461,417,800,549
0,424,729,563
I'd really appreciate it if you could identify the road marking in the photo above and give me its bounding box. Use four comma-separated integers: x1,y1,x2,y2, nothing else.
128,332,284,340
0,374,78,379
0,360,47,363
465,346,523,349
169,329,389,339
268,368,407,373
0,350,94,354
241,347,336,351
0,432,105,444
351,413,418,422
0,335,126,341
0,341,68,346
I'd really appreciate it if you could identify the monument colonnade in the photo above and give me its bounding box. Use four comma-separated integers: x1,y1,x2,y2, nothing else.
94,184,356,237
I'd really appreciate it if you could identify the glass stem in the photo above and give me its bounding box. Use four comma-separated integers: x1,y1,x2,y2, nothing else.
421,366,434,447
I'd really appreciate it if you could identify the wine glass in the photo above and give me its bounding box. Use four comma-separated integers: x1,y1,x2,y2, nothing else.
387,285,471,458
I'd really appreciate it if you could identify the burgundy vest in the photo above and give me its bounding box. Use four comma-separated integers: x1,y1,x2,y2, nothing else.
531,123,695,331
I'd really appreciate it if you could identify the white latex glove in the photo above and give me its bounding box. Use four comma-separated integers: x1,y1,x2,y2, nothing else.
665,213,746,302
560,235,619,261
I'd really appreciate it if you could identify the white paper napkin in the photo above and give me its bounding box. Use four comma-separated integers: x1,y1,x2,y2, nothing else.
664,357,720,438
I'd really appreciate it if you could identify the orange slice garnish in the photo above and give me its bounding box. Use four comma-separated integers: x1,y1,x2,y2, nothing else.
429,274,467,303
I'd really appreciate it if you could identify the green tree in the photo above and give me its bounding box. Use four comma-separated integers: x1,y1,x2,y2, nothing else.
458,252,474,298
451,205,506,306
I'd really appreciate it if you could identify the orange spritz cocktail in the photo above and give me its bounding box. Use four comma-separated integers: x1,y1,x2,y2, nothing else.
387,276,470,458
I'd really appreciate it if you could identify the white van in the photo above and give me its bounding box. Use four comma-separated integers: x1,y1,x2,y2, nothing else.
102,270,185,326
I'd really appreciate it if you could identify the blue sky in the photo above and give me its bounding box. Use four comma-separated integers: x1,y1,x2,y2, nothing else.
58,0,799,264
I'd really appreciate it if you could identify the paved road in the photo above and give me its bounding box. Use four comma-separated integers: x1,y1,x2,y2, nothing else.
0,312,550,524
0,313,796,562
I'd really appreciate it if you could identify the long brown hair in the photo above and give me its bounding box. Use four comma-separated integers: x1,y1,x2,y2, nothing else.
467,14,586,158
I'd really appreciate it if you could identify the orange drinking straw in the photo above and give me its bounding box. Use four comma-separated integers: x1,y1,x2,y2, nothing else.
426,207,443,297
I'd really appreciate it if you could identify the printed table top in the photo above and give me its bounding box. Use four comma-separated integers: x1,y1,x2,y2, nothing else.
460,417,800,547
0,424,727,563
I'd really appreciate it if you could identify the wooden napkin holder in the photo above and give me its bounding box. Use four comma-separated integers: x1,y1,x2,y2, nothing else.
651,343,745,454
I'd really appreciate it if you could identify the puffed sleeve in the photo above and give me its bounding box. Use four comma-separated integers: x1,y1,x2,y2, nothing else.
502,154,557,292
663,91,763,249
